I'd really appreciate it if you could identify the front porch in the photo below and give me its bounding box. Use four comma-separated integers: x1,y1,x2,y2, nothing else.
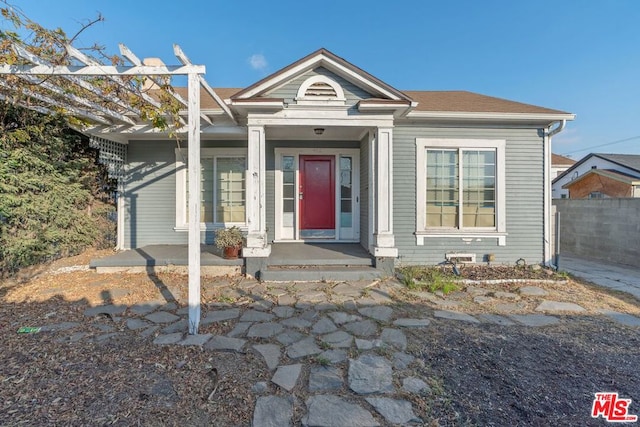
90,244,242,276
90,243,386,281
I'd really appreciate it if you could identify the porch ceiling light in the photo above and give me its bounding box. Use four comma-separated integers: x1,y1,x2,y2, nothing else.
314,128,325,135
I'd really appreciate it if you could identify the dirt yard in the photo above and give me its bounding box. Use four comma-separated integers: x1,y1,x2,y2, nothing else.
0,250,638,426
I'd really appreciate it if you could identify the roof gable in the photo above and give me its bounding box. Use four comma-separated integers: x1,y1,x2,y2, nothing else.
232,48,412,103
562,168,640,189
265,67,374,104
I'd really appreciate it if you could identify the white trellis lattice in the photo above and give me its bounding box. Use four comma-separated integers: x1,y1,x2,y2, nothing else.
89,136,126,182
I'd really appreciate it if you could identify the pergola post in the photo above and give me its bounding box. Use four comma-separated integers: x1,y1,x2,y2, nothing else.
187,72,201,334
0,43,220,334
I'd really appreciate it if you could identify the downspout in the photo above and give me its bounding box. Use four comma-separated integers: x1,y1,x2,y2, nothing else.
544,120,566,268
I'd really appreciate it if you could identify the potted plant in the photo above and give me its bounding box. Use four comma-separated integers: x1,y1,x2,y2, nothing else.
214,226,244,259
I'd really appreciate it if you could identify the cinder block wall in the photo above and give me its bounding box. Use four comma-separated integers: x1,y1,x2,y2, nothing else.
553,199,640,266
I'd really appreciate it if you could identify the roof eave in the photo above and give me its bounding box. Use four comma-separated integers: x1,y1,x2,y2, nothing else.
357,100,413,117
405,111,576,123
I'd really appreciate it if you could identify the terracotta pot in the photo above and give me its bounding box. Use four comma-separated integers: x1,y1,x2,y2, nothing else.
223,246,240,259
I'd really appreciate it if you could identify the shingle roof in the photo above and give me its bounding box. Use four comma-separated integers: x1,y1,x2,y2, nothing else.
171,87,242,110
552,153,576,166
594,153,640,173
403,90,569,114
171,87,570,116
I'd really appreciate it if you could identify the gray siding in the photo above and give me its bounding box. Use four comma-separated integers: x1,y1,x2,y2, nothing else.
124,140,246,249
393,126,545,265
125,127,545,266
265,140,361,243
267,67,371,105
124,140,181,248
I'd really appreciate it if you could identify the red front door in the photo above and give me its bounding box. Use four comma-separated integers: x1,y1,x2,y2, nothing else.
299,155,335,231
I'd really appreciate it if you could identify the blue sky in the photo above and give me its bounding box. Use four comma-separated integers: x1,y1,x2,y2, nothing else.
8,1,640,157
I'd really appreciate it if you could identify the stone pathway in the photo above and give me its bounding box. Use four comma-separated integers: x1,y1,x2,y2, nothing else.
33,279,640,426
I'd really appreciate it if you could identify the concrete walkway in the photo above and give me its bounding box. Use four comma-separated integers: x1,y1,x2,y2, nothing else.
560,254,640,300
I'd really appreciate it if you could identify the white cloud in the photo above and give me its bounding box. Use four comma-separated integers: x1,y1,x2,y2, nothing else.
553,127,581,147
248,53,267,71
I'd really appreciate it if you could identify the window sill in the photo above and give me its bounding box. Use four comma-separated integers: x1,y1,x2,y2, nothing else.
415,231,507,246
174,223,248,232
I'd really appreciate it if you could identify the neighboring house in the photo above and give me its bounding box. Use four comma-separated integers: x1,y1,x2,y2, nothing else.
552,153,640,199
551,153,576,179
89,48,574,274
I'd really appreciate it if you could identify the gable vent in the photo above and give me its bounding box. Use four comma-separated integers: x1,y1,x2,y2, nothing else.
305,82,337,98
295,75,346,105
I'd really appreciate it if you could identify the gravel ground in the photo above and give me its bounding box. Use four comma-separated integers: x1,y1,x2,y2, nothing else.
2,299,638,426
1,252,639,426
411,316,640,426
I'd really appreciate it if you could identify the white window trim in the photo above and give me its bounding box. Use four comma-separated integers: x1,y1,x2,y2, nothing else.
274,147,360,242
415,138,507,246
175,147,248,231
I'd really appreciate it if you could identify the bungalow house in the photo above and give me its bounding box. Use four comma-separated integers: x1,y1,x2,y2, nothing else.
552,153,640,199
86,48,574,279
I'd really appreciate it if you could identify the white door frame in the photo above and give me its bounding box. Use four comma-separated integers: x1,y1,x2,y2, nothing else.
274,147,360,242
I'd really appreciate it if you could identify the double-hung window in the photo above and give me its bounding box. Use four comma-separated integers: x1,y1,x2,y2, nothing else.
415,139,506,245
175,148,247,229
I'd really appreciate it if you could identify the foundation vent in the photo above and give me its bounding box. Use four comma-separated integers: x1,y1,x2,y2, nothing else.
445,253,476,264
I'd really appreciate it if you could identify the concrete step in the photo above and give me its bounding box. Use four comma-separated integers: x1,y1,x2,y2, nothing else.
260,266,385,282
267,255,373,267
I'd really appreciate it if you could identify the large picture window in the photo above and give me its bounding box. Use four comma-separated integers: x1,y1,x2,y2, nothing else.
416,139,506,245
426,149,496,228
175,148,247,229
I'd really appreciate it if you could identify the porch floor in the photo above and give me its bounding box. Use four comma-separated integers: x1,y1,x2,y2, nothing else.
89,244,242,268
268,243,373,266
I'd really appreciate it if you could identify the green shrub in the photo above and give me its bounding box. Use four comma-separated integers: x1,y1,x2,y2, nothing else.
0,103,115,275
397,266,459,295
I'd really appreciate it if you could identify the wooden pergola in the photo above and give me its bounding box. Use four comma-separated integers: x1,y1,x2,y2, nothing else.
0,43,227,334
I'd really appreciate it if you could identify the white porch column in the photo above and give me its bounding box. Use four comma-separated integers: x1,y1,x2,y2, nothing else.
187,72,201,334
244,124,271,257
116,178,126,250
373,126,398,257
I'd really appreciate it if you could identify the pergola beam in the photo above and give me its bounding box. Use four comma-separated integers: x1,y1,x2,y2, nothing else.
18,75,136,125
65,45,186,127
119,44,212,125
0,79,112,125
0,63,205,75
0,92,58,117
12,44,142,116
173,44,236,124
